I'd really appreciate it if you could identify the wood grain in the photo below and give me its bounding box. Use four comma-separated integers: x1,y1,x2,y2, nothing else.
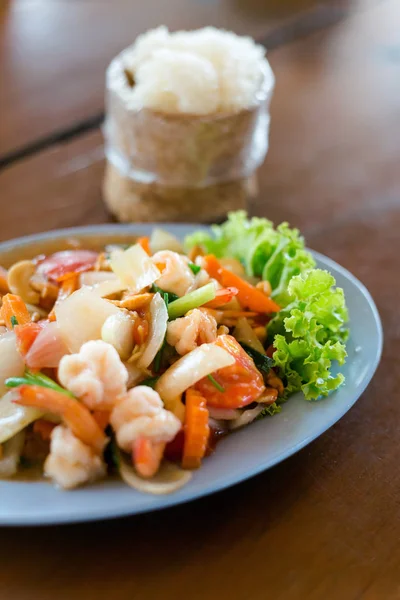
0,0,337,158
0,1,399,599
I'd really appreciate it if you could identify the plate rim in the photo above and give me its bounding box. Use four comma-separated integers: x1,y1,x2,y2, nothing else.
0,224,383,526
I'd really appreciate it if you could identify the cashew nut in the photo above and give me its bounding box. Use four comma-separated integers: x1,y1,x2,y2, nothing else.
30,279,59,305
7,260,40,304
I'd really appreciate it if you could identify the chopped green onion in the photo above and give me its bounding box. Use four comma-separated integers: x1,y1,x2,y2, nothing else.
188,263,201,275
207,374,225,393
28,371,75,397
151,284,179,304
5,377,31,389
153,341,166,374
167,283,216,320
5,370,74,398
140,376,160,389
239,343,274,375
10,316,18,328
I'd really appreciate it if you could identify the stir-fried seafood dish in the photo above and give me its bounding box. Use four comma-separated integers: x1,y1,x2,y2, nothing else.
0,213,349,493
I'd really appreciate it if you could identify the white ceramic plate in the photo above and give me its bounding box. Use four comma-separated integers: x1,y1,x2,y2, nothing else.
0,224,383,526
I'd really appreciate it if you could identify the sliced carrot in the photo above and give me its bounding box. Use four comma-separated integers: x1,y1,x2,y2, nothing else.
15,385,106,453
15,321,45,356
33,419,56,441
182,388,210,470
204,287,238,309
92,410,111,431
137,236,151,256
0,294,31,328
203,255,280,314
0,266,10,295
132,437,165,478
48,274,79,321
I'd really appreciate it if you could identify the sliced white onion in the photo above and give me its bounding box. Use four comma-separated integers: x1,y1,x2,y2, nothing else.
79,271,117,286
101,312,135,360
25,321,69,369
156,343,235,409
150,228,184,254
0,431,26,478
90,280,127,298
0,390,44,444
208,407,241,420
0,331,25,396
137,293,168,369
79,272,126,297
233,317,265,354
229,405,265,430
55,287,120,352
110,244,160,292
119,454,192,495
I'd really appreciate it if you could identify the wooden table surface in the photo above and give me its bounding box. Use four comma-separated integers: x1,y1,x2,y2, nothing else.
0,1,399,598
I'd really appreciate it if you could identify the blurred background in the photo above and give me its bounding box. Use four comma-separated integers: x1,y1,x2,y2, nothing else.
0,2,399,599
1,0,399,241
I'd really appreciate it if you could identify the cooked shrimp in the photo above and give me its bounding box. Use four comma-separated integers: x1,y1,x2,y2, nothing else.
186,268,211,293
45,425,106,489
166,308,218,355
132,437,166,478
110,386,181,477
152,251,195,296
58,340,128,410
15,385,107,453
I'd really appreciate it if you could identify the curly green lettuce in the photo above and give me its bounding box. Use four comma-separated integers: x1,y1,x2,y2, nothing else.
186,213,349,403
184,211,316,307
268,269,348,400
258,402,282,418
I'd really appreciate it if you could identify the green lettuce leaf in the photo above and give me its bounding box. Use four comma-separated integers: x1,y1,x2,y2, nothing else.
269,269,348,400
184,211,316,306
257,402,282,419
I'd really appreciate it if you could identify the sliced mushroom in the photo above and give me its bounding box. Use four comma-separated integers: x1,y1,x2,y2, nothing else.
30,278,59,309
7,260,40,304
